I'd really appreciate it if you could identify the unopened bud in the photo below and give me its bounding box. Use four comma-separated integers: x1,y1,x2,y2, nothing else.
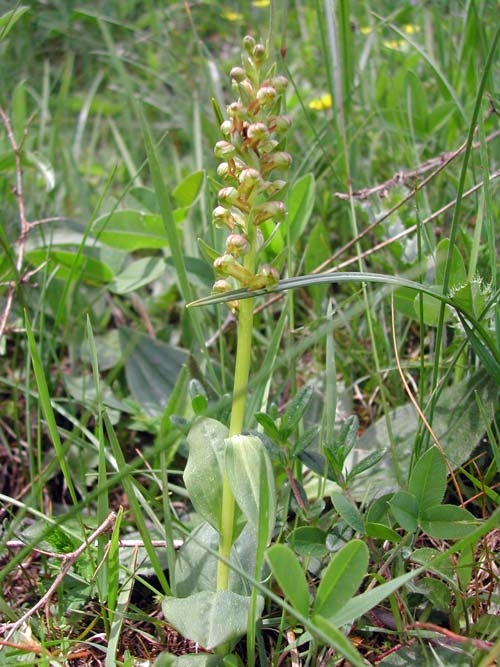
218,186,239,207
214,140,236,159
214,253,252,285
253,200,286,226
246,122,269,142
261,150,292,175
265,179,287,196
213,279,232,294
238,167,262,198
237,79,256,105
253,43,266,64
268,76,288,94
268,115,292,133
226,233,250,257
243,35,256,54
227,101,246,120
256,85,278,107
248,264,280,290
220,120,232,137
212,205,234,230
230,66,246,83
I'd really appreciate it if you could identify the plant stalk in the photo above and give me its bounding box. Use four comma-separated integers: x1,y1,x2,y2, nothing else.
217,230,257,592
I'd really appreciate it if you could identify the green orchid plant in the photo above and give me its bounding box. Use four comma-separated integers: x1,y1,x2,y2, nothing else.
160,35,291,662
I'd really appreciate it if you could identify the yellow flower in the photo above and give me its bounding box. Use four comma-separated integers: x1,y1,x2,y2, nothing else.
308,93,332,111
402,24,420,35
360,26,372,35
382,39,408,51
252,0,270,6
222,10,243,21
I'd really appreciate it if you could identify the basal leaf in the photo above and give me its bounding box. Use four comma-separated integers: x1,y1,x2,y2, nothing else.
266,544,310,617
162,590,262,651
184,418,228,532
313,540,368,620
119,328,187,416
226,434,276,542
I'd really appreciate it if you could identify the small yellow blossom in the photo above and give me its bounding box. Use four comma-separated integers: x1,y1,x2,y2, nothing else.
360,26,372,35
222,10,243,21
252,0,270,6
383,39,408,51
308,93,332,111
402,24,420,35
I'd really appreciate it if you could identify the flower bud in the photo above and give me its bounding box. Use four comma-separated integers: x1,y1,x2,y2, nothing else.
212,205,233,229
226,233,250,257
243,35,256,54
238,167,262,198
218,186,239,207
268,76,288,94
252,43,266,64
268,115,292,133
214,253,252,285
213,279,232,294
237,79,256,105
246,122,269,143
264,179,287,196
220,120,232,137
256,85,278,107
214,140,236,159
253,200,286,226
260,150,292,175
248,264,280,290
230,66,246,83
256,138,278,154
227,101,246,120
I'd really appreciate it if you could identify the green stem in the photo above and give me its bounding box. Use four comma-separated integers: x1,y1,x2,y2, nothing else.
217,228,257,592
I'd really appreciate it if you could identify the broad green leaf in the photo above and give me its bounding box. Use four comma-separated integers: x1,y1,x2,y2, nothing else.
226,434,276,542
172,170,205,208
175,522,256,597
309,615,366,667
119,328,187,416
287,526,328,557
389,491,419,532
435,238,467,287
408,446,447,512
25,247,117,284
266,544,309,617
92,210,168,250
450,278,489,319
183,418,228,531
128,185,160,213
153,653,224,667
288,173,315,245
420,504,479,539
0,6,29,42
365,523,401,542
377,642,472,665
108,256,166,294
331,491,364,533
162,590,262,651
415,287,451,326
313,540,368,620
